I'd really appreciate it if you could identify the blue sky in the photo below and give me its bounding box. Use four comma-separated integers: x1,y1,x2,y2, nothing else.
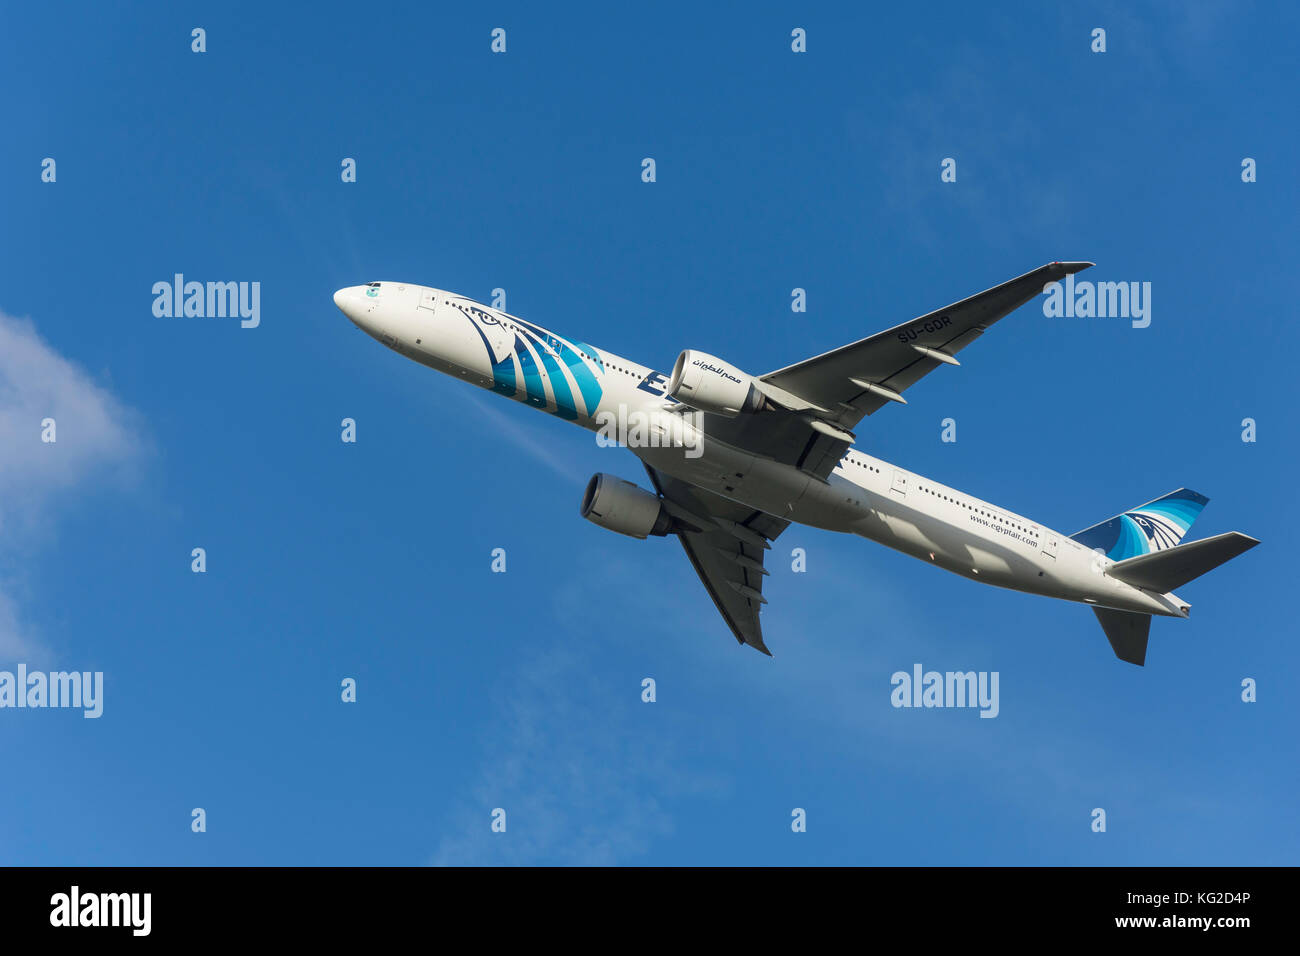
2,1,1296,865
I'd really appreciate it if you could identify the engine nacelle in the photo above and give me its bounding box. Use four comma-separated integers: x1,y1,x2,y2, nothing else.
667,350,764,417
580,473,674,539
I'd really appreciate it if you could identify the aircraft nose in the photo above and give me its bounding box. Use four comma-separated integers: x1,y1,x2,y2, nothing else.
333,286,356,314
333,286,361,325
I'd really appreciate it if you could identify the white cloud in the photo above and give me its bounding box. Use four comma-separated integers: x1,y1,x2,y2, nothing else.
430,642,726,866
0,309,141,660
0,589,31,661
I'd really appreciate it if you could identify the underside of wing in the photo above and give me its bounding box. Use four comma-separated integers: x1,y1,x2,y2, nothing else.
760,261,1094,430
693,262,1092,482
644,464,788,655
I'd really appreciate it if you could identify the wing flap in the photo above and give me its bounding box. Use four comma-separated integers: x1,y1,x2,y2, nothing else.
644,465,787,654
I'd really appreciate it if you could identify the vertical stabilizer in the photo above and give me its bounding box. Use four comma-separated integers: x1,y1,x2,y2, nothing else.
1071,488,1209,561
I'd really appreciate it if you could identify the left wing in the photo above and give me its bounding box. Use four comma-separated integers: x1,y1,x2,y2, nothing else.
644,464,788,655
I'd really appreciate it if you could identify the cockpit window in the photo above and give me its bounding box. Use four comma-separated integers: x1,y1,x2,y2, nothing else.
365,282,381,288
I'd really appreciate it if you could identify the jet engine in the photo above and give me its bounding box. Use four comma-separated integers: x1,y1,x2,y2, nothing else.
667,350,764,417
580,473,674,539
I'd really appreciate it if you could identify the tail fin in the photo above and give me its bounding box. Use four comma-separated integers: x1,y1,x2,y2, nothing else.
1070,488,1209,561
1106,531,1260,594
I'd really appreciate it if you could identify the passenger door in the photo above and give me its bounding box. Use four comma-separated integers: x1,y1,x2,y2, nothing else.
1042,532,1058,560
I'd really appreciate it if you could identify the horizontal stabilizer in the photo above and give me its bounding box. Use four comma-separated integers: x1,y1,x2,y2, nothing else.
1093,608,1152,666
1106,531,1259,594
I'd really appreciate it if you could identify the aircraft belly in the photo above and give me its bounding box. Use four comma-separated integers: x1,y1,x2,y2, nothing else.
637,436,1189,618
635,442,754,498
806,480,1055,592
967,545,1013,577
636,441,816,520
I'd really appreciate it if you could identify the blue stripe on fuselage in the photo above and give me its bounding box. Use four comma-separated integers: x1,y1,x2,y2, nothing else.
514,336,548,408
512,318,603,417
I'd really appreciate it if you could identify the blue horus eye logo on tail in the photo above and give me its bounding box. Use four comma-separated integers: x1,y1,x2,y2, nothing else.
1070,488,1210,561
453,302,603,420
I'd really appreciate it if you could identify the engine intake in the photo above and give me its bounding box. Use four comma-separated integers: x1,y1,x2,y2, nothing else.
667,350,764,417
580,473,674,539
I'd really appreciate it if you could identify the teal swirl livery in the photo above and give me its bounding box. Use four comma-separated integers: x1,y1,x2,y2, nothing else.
1069,488,1210,561
449,300,603,420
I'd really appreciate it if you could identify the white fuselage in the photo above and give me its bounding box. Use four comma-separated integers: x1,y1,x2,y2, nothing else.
334,282,1188,619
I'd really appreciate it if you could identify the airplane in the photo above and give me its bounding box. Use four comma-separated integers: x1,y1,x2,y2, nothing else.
333,262,1258,665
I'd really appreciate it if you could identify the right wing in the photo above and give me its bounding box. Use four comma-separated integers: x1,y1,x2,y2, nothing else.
759,261,1095,428
644,464,788,655
701,262,1093,478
